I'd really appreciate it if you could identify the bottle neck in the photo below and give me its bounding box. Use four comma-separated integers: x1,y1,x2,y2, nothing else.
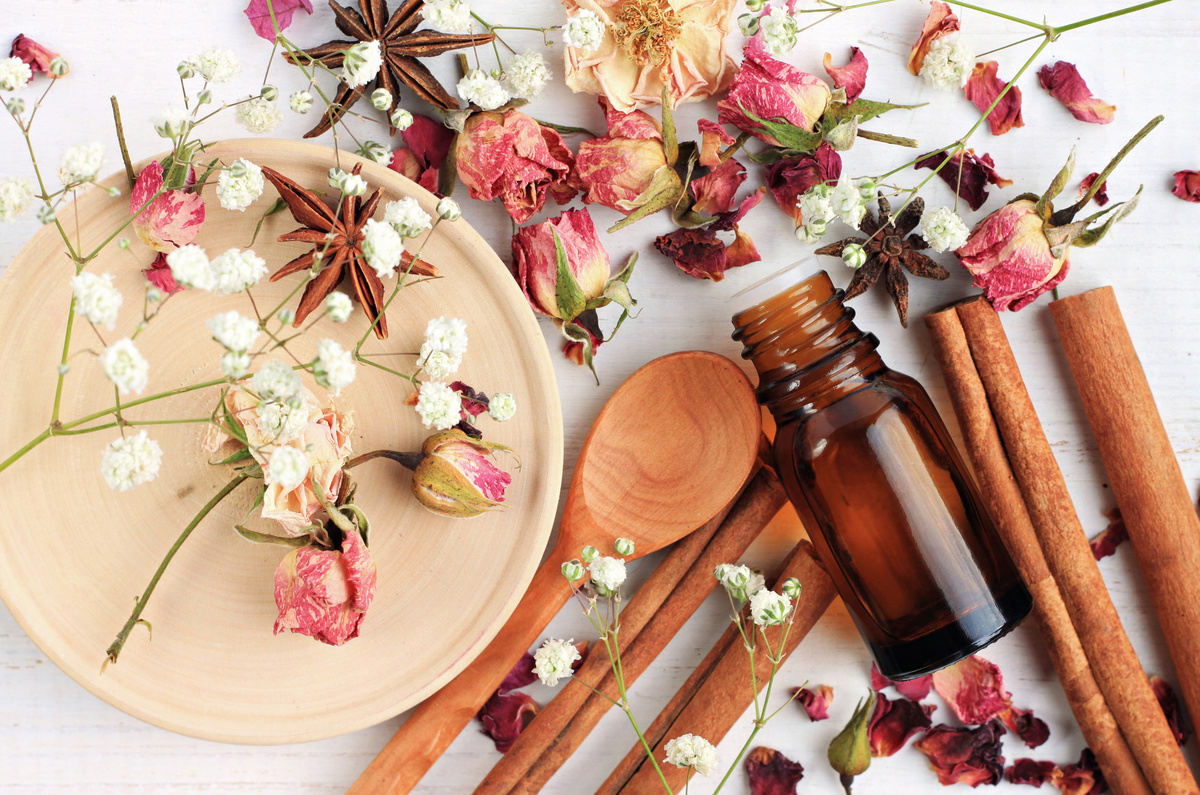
731,269,886,423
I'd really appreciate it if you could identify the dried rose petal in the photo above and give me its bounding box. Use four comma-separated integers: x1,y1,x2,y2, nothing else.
478,690,539,753
965,61,1024,136
500,652,537,693
1150,675,1192,746
690,158,747,217
1078,173,1109,207
745,746,804,795
130,161,206,252
1058,749,1105,795
450,381,491,420
1002,706,1050,749
916,148,1011,212
243,0,313,40
793,684,834,721
1090,509,1128,561
1173,170,1200,203
10,34,59,76
931,655,1013,725
869,693,936,757
563,310,604,367
908,1,960,75
870,662,933,701
1037,62,1116,125
143,252,184,295
1006,758,1059,786
655,228,728,280
698,119,735,169
823,47,869,104
766,143,841,227
914,721,1007,787
388,114,455,194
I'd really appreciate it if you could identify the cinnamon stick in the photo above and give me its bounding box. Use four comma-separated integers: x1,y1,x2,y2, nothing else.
954,297,1197,795
1051,287,1200,728
476,466,789,795
925,306,1152,795
598,541,838,795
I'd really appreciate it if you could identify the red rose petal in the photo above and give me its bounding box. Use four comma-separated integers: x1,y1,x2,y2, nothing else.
655,228,728,281
914,721,1007,787
745,746,804,795
1090,509,1129,561
931,655,1013,726
1006,758,1059,787
690,158,747,216
908,1,960,75
1078,172,1110,207
477,690,539,753
10,34,59,75
916,148,1011,212
1150,675,1192,746
1002,706,1050,749
1172,170,1200,203
1037,62,1115,125
498,652,536,693
869,662,933,701
794,684,834,722
823,47,869,104
389,114,455,194
698,119,735,169
1058,749,1105,795
869,693,936,757
965,61,1024,136
243,0,313,40
766,143,841,227
142,252,184,296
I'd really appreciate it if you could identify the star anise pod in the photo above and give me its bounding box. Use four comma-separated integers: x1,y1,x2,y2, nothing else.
261,162,437,339
815,196,948,328
285,0,496,138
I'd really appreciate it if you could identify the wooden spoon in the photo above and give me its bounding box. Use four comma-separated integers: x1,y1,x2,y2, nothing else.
348,351,762,795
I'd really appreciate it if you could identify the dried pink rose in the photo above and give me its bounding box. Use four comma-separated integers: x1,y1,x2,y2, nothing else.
1150,675,1192,746
456,109,577,223
766,143,841,228
575,99,672,216
262,410,355,536
931,655,1013,726
823,47,868,104
410,430,513,519
717,36,832,146
914,721,1007,787
868,693,935,757
916,148,1011,212
1090,509,1128,561
870,662,933,702
1078,172,1109,207
965,61,1024,136
512,208,610,321
1172,170,1200,203
273,528,376,646
956,199,1069,311
10,34,60,76
143,252,184,295
388,114,455,194
698,119,735,169
794,684,834,722
907,1,960,75
689,158,746,216
654,187,763,280
130,161,206,253
1006,758,1059,786
1038,62,1115,125
1002,706,1050,749
243,0,313,40
745,746,804,795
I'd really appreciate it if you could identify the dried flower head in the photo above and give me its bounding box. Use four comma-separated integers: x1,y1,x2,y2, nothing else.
70,271,123,330
100,338,150,395
664,734,719,776
488,392,517,422
533,637,582,687
416,381,463,430
236,98,283,134
216,158,265,212
101,430,163,491
0,177,34,223
206,310,260,352
313,338,356,396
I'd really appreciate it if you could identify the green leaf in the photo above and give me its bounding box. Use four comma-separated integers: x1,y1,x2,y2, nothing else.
748,148,794,165
738,102,823,152
1074,187,1142,248
1037,146,1075,219
561,320,599,384
607,167,684,233
221,403,248,444
193,158,221,198
552,228,586,322
661,86,678,166
212,447,253,466
247,196,288,247
534,119,598,137
235,525,311,548
822,98,924,128
244,484,266,522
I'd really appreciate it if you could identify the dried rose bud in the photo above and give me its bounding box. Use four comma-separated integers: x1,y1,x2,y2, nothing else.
828,691,875,792
408,430,515,519
511,208,612,325
717,37,831,147
273,528,376,646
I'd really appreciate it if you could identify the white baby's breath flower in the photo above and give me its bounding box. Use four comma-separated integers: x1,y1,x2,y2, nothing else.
341,40,383,88
415,381,462,430
194,47,241,84
436,196,461,221
385,196,432,239
101,431,163,491
362,218,405,279
0,57,32,92
325,292,353,322
424,0,472,33
216,158,265,211
340,173,368,196
206,310,260,352
391,107,414,130
166,244,214,290
759,5,800,55
58,143,104,184
0,177,34,223
829,173,866,229
920,35,974,90
714,563,751,591
457,68,510,111
153,106,191,139
417,341,461,380
749,588,792,627
221,350,252,378
235,98,282,134
746,571,766,598
70,271,123,329
798,184,835,227
267,445,310,491
313,338,356,396
488,392,516,422
504,51,552,100
533,638,581,687
252,358,302,403
588,555,626,595
209,248,268,294
255,400,309,444
424,316,468,358
289,90,314,114
356,140,390,165
919,205,971,253
563,9,606,50
371,87,393,110
664,734,719,776
100,338,150,394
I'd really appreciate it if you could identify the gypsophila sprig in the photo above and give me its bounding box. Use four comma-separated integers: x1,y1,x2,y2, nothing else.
504,51,552,100
436,197,461,221
0,57,32,92
424,0,473,33
0,178,34,223
919,206,971,253
325,292,353,323
193,48,240,84
267,445,310,491
154,107,191,139
842,242,867,269
562,559,585,582
417,344,461,380
216,158,265,212
563,9,606,50
920,35,974,90
457,69,510,111
371,88,393,111
313,339,357,396
166,244,214,290
614,537,635,557
830,174,868,229
341,41,383,88
100,338,150,395
101,431,163,492
664,734,720,777
362,218,405,279
533,638,581,687
749,588,792,627
356,140,390,165
588,555,626,595
488,392,516,422
289,90,314,114
424,316,468,358
385,197,432,240
58,143,104,184
235,98,282,135
209,248,268,294
221,351,252,379
70,272,123,330
391,107,414,130
207,311,260,352
415,381,463,430
758,5,801,55
255,400,309,444
252,359,303,403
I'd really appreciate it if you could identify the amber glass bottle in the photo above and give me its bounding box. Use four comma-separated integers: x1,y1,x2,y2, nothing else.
731,263,1031,679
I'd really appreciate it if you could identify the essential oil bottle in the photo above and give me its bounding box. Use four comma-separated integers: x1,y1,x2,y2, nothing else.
731,261,1031,679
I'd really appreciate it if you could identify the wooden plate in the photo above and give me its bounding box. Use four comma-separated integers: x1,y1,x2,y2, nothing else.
0,140,563,744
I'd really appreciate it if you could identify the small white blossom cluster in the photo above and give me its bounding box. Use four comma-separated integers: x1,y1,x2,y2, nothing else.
216,158,265,212
58,143,104,185
341,40,383,88
562,9,606,50
664,734,719,777
424,0,472,34
795,174,877,245
312,338,356,396
0,177,34,223
588,554,626,596
749,588,792,627
384,196,432,240
758,5,802,55
70,271,123,330
235,97,282,135
325,292,353,323
255,400,308,444
100,338,150,395
417,316,467,380
191,48,241,84
252,358,303,404
165,245,268,295
207,310,260,353
289,90,314,114
153,106,191,139
919,206,971,253
415,380,462,431
503,51,552,101
920,35,974,90
457,68,510,111
0,57,32,92
267,445,310,491
713,563,765,603
532,638,581,687
361,218,405,280
488,392,516,422
101,430,163,492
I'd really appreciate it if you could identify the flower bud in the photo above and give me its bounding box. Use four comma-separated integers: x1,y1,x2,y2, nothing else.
106,186,122,198
436,197,461,221
146,286,164,303
177,60,196,79
738,12,760,36
614,537,635,557
48,56,69,77
581,545,598,564
371,88,393,110
782,577,802,599
6,98,25,115
856,177,878,201
278,308,296,324
196,89,212,106
290,90,314,115
842,242,867,269
57,363,69,375
118,238,130,249
390,107,414,131
745,0,766,10
260,84,279,101
327,167,347,190
828,692,875,790
356,140,389,165
409,430,515,518
37,205,56,224
229,160,249,179
341,173,368,196
561,559,585,582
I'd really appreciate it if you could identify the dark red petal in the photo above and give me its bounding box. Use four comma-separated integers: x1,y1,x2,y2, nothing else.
823,47,868,103
869,693,936,757
1150,675,1192,746
1079,172,1109,207
450,381,491,420
766,143,841,226
712,186,767,232
1173,170,1200,203
745,746,804,795
477,691,538,753
870,662,933,701
654,228,728,281
1006,758,1059,786
793,685,834,722
142,252,184,295
10,34,58,74
1002,706,1050,749
913,721,1007,787
1038,62,1116,124
964,61,1024,136
916,148,1011,212
1058,749,1105,795
931,655,1013,726
1090,509,1129,561
689,157,747,216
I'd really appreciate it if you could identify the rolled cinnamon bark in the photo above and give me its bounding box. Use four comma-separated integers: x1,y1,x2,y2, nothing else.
925,306,1152,795
476,465,788,795
598,541,838,795
954,297,1197,795
1051,287,1200,727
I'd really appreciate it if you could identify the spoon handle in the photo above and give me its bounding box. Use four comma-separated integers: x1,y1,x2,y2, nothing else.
347,552,572,795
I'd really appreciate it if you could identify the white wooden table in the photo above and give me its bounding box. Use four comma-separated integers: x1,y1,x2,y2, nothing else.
2,0,1198,791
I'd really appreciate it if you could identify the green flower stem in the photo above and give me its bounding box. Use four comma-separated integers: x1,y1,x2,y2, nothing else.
60,377,227,432
52,417,215,436
470,12,520,56
51,296,77,424
355,218,443,354
608,630,675,795
948,1,1044,30
357,356,417,382
977,32,1043,58
104,473,250,667
1055,0,1174,34
0,428,52,474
